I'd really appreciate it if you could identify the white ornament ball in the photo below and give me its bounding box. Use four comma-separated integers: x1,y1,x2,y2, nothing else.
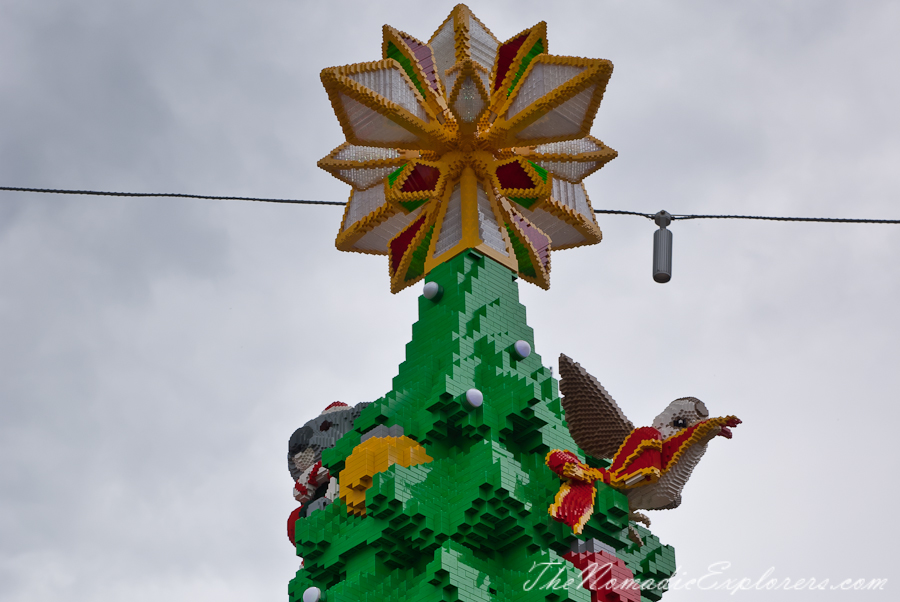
423,281,443,300
513,340,531,359
465,388,483,408
302,587,322,602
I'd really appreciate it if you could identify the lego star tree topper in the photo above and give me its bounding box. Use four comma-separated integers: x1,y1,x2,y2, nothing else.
318,3,616,292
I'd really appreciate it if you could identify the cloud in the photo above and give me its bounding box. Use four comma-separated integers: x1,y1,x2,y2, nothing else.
1,2,898,601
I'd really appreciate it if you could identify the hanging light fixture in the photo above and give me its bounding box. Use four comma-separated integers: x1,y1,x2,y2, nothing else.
653,210,673,283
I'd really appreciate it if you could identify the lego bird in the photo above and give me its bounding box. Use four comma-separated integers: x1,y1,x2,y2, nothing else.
547,354,741,538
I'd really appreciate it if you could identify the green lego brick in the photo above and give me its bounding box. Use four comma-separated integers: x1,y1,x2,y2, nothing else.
508,39,545,97
386,42,428,99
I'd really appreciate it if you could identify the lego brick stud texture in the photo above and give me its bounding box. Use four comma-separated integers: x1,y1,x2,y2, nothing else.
318,3,617,293
557,354,633,460
288,253,682,602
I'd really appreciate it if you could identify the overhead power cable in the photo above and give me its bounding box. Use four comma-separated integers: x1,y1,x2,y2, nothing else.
4,185,899,285
4,186,897,223
593,208,900,224
0,186,345,206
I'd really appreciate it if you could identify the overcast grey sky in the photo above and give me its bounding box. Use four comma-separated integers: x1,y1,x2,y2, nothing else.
1,1,898,601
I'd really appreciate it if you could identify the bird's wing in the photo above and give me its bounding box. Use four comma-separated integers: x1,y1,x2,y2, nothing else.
559,353,635,459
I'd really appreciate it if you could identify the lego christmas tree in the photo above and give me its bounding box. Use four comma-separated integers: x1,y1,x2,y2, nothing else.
289,253,676,602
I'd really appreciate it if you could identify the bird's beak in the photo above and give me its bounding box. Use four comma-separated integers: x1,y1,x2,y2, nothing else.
716,416,742,439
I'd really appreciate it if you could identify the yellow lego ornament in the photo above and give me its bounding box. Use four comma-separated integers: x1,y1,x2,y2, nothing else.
319,4,617,292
